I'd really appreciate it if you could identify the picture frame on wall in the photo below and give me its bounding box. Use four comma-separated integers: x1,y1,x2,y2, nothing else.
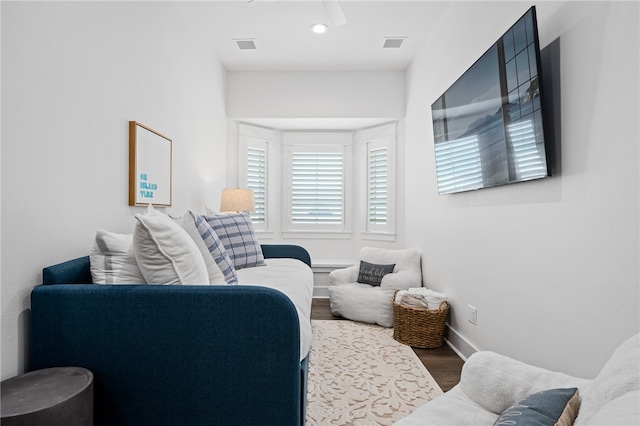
129,121,172,207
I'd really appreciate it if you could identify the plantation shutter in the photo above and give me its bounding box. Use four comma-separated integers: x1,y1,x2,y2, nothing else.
434,135,483,195
291,152,343,224
368,147,388,225
247,147,266,223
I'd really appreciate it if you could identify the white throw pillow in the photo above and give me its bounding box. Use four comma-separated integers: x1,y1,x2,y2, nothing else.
133,205,209,285
90,229,146,284
204,206,219,216
175,213,226,285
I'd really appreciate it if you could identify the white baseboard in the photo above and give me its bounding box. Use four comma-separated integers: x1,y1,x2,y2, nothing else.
313,287,330,298
311,296,478,361
444,324,478,361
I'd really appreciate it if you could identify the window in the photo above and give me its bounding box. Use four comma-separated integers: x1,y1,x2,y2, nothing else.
237,125,398,239
282,132,352,235
359,123,396,238
238,124,275,233
247,146,266,224
368,147,388,226
291,151,343,225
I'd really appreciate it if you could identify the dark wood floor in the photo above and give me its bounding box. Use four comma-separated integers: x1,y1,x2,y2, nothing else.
311,298,465,392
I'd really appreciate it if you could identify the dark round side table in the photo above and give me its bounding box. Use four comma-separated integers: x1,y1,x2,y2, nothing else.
1,366,93,426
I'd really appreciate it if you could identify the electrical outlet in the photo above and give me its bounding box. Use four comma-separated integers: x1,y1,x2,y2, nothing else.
468,305,477,325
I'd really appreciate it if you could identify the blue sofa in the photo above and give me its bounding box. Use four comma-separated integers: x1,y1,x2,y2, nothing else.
30,245,312,426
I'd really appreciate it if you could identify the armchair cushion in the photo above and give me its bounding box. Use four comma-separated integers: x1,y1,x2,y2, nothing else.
575,332,639,424
328,264,358,286
329,283,396,326
328,247,421,327
460,352,589,415
395,333,639,426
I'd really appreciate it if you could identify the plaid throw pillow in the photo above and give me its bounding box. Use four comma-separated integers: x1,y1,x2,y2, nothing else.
192,212,238,284
204,212,266,270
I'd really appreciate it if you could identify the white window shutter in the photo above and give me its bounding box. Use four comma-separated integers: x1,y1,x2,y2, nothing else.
368,147,388,225
291,152,343,225
247,147,266,223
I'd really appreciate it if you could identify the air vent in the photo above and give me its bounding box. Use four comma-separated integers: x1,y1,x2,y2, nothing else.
234,39,256,50
383,37,406,49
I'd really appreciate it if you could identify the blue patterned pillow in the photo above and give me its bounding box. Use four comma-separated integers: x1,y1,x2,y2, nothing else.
192,212,238,284
204,212,266,270
494,388,580,426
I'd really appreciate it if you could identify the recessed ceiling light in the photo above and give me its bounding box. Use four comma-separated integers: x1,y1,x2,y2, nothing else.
311,23,329,34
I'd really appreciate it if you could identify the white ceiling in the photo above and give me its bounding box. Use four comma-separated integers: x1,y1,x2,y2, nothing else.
190,0,451,129
193,0,450,71
181,1,550,130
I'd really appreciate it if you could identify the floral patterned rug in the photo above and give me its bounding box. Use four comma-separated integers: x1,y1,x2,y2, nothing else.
306,320,443,425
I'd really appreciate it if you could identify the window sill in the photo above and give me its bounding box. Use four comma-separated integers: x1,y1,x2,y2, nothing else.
312,260,355,272
255,231,275,240
361,232,396,242
282,231,353,240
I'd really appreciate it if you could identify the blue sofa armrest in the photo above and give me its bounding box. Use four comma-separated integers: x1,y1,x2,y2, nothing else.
261,244,311,268
30,284,303,425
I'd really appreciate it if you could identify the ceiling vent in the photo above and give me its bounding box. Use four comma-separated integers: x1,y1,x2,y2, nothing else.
383,37,406,49
234,39,256,50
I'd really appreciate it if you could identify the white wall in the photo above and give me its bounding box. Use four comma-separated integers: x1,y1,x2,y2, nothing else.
226,71,407,263
404,1,639,378
1,2,228,379
227,71,405,119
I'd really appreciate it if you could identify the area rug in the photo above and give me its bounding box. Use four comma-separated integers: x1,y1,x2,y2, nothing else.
306,320,443,425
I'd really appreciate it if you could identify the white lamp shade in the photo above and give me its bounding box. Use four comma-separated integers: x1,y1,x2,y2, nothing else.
220,188,255,213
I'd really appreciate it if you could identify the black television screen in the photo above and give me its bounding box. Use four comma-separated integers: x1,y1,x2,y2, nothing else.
431,7,548,195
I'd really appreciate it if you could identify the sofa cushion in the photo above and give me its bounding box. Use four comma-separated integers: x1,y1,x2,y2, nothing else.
133,206,209,285
204,212,265,270
193,213,238,284
90,230,146,284
493,388,580,426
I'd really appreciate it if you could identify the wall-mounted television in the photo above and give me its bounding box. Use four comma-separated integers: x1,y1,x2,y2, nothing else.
431,6,549,195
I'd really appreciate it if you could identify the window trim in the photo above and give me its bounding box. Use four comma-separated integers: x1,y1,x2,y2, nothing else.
356,123,396,239
238,124,278,233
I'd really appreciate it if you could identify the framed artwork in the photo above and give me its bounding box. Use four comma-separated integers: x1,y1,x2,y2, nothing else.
129,121,172,207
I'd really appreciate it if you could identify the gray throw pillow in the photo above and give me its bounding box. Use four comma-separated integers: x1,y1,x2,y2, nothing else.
493,388,580,426
357,260,395,286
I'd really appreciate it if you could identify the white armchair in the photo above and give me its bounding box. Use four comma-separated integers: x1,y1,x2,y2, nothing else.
394,333,639,425
328,247,422,327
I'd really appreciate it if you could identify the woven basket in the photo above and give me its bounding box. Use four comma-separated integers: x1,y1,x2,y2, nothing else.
392,290,449,348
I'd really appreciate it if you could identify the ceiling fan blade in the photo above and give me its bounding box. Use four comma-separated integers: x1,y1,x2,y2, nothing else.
322,0,347,27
